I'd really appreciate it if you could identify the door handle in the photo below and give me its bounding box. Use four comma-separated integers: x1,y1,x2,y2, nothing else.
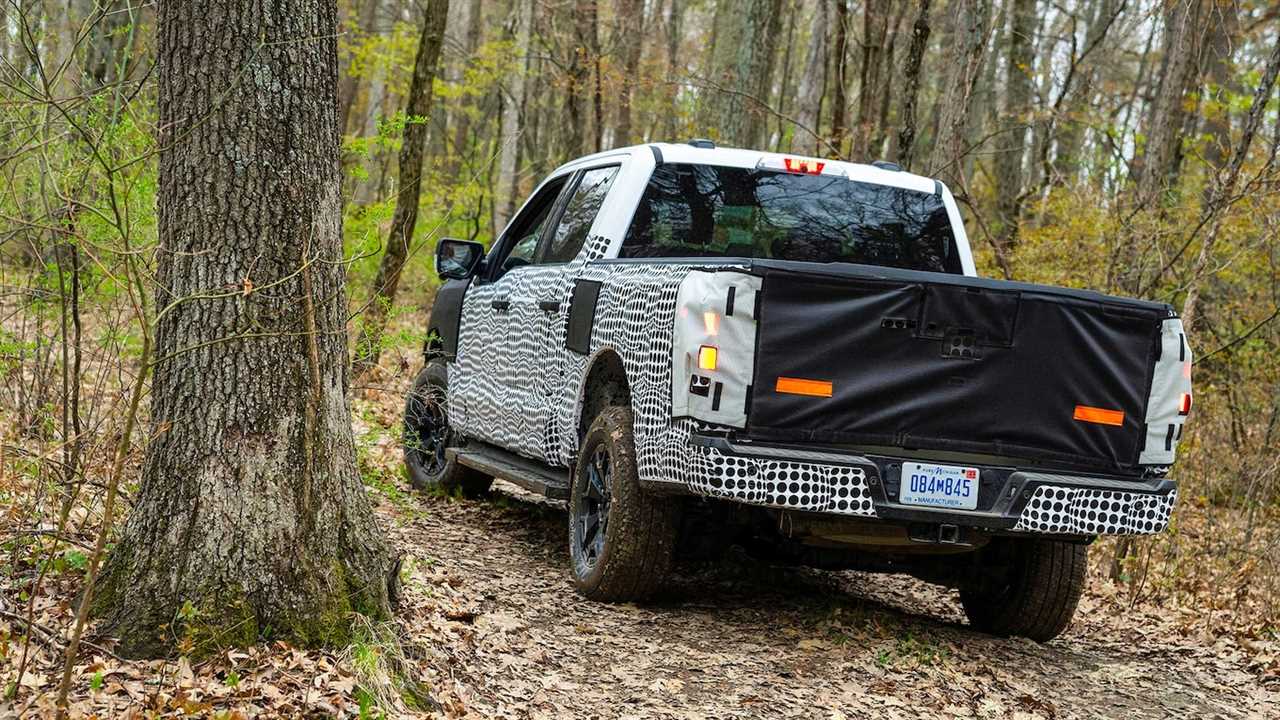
538,300,560,313
491,298,510,311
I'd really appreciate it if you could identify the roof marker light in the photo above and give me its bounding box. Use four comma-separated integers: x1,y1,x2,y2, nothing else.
757,156,846,177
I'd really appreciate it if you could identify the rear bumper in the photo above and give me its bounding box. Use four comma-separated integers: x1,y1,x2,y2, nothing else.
683,433,1177,537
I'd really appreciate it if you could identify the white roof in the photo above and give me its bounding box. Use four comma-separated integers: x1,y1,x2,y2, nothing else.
551,142,942,196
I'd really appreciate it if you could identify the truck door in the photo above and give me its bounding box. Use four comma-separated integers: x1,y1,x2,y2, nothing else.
451,175,571,454
516,164,621,463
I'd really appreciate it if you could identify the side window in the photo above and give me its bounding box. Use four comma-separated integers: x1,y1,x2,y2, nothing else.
539,166,619,264
492,177,568,278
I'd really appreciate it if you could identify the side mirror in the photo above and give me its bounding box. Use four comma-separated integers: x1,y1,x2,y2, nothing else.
435,238,485,280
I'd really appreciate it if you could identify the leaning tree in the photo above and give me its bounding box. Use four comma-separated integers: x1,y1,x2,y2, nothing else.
95,0,396,656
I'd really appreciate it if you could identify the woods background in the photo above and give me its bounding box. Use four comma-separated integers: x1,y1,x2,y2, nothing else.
2,0,1279,706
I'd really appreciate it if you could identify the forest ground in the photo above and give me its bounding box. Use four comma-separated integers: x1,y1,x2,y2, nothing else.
2,313,1278,719
7,405,1280,719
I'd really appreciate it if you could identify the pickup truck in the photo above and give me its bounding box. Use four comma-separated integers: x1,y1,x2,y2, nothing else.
404,141,1192,641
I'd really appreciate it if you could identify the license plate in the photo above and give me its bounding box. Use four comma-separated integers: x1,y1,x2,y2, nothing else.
900,462,980,511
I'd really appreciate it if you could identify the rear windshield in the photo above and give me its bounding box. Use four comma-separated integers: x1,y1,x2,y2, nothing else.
621,163,961,273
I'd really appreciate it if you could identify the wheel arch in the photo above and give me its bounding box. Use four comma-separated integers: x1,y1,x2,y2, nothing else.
575,346,633,444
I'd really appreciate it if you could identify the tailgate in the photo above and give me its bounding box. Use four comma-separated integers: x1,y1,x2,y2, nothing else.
746,263,1173,473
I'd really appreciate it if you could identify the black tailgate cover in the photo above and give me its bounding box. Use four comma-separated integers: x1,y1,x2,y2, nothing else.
747,263,1168,472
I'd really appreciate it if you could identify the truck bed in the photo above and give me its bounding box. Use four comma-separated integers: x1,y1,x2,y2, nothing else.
745,260,1173,476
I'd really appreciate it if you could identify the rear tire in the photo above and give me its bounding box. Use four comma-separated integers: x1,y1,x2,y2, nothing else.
960,538,1087,642
403,359,492,497
569,405,680,602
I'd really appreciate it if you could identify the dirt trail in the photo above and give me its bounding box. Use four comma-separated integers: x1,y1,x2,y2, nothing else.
386,481,1276,719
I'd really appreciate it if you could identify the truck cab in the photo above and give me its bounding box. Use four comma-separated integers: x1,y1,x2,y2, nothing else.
404,142,1191,642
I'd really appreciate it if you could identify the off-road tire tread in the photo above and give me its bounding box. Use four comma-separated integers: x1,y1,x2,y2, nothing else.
404,360,492,497
571,405,679,602
961,539,1087,642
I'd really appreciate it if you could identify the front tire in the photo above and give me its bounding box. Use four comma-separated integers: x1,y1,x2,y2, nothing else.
403,359,492,497
960,538,1087,642
569,405,680,601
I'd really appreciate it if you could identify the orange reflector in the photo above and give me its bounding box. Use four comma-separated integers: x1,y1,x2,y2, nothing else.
1073,405,1125,426
698,345,718,371
775,377,833,397
703,311,719,336
1178,393,1192,415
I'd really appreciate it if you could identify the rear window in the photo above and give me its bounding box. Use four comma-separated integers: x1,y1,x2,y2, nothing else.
621,163,961,273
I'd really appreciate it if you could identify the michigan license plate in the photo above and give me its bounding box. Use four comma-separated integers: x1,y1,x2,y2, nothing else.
900,462,980,511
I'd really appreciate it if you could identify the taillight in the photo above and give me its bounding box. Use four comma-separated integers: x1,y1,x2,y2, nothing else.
698,345,718,371
703,311,719,336
1179,393,1192,415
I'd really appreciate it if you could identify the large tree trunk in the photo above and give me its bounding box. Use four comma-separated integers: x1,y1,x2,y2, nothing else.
1133,0,1199,203
927,0,991,190
993,0,1035,246
565,0,598,156
828,0,851,156
793,0,829,155
850,0,891,160
613,0,645,145
1198,1,1239,176
353,0,450,375
894,0,932,169
699,0,783,148
96,0,395,657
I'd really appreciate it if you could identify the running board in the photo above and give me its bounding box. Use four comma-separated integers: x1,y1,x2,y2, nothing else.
449,444,571,500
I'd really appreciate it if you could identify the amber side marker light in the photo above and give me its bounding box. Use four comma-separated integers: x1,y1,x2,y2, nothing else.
1073,405,1125,426
698,345,718,371
776,377,833,398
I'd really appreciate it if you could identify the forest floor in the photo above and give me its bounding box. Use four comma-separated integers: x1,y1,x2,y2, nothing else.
1,339,1277,718
6,448,1279,718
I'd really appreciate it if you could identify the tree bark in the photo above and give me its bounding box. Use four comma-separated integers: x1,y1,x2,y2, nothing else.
927,0,991,191
993,0,1035,245
1134,0,1199,203
700,0,784,148
851,0,891,160
793,0,829,154
828,0,851,156
614,0,645,145
1198,1,1239,176
97,0,395,657
663,0,684,139
894,0,932,169
353,0,450,375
